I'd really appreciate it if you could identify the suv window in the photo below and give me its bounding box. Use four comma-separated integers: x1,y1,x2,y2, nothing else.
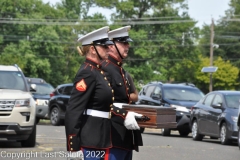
32,83,54,95
57,86,64,94
163,87,204,101
212,94,222,105
204,94,215,105
26,78,54,95
225,94,240,109
0,71,26,91
152,86,161,98
145,85,155,97
62,86,73,96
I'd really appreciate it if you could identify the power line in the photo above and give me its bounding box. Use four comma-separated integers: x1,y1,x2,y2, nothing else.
1,53,240,61
1,17,240,26
0,43,239,48
0,16,192,21
0,19,196,25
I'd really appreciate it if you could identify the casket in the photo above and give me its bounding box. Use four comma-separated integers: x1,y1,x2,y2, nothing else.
122,104,176,129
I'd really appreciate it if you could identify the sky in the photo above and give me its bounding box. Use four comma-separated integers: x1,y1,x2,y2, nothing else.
42,0,230,27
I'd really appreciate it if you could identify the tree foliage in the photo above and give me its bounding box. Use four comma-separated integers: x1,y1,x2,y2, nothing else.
195,55,239,93
0,0,239,92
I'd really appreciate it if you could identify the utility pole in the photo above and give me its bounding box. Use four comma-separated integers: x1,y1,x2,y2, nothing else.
209,18,214,92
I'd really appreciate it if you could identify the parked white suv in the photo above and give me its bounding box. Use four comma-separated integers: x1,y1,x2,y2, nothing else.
0,64,36,147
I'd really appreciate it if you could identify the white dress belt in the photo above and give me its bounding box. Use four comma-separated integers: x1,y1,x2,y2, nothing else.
83,109,110,119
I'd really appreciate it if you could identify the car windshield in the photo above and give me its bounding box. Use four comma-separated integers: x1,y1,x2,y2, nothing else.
163,87,204,101
31,83,54,95
0,71,27,91
225,94,240,109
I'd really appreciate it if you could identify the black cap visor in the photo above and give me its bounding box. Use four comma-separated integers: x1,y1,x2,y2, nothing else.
113,36,133,42
93,38,114,46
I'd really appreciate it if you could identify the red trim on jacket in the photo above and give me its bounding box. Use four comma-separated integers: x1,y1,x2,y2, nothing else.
111,111,126,119
104,148,110,160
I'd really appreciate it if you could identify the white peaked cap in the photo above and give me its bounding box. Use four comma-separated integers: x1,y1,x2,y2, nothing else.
77,26,110,45
108,26,131,40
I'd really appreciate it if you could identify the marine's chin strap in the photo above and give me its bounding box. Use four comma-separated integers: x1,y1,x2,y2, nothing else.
93,45,103,60
113,41,124,60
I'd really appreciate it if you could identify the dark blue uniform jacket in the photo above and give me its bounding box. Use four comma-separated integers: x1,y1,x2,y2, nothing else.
65,58,114,151
101,55,143,152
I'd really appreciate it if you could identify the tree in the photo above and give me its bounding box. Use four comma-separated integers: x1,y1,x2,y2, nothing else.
93,0,200,84
195,55,239,93
199,0,240,90
0,0,75,86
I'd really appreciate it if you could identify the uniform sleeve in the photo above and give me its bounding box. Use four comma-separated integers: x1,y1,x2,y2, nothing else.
65,69,96,151
126,72,138,103
126,72,136,93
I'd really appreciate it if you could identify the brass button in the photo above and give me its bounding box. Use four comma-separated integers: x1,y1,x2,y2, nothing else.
97,65,99,68
111,108,113,110
71,148,73,151
110,104,113,107
119,83,121,85
104,77,107,80
112,97,115,101
125,81,127,83
117,62,120,65
101,71,104,74
123,113,125,116
127,88,129,90
108,83,111,86
117,110,119,112
112,89,114,93
122,74,124,77
106,60,108,62
70,136,72,139
70,142,73,145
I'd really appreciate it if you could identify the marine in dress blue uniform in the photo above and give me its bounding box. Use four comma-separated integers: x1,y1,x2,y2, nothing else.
65,26,116,160
101,26,143,160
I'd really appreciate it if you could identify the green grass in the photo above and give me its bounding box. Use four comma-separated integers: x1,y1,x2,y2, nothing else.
39,119,51,125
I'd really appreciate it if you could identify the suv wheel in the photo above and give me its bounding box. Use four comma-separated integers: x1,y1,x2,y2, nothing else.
35,118,40,124
50,107,62,126
220,123,231,145
192,120,204,141
161,128,171,136
178,129,190,137
21,124,36,147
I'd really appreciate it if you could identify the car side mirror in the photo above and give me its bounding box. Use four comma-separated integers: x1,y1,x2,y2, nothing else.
212,103,222,109
30,84,37,92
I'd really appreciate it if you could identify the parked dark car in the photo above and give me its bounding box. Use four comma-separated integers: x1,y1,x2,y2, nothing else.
190,90,240,145
26,77,54,123
137,81,205,136
48,83,73,126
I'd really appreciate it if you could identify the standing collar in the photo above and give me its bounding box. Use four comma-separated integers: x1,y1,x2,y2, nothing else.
107,55,122,66
85,58,101,69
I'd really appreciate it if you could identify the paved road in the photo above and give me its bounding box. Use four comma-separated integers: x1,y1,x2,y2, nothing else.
0,123,239,160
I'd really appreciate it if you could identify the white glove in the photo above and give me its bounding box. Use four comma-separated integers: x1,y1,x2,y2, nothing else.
124,112,142,130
